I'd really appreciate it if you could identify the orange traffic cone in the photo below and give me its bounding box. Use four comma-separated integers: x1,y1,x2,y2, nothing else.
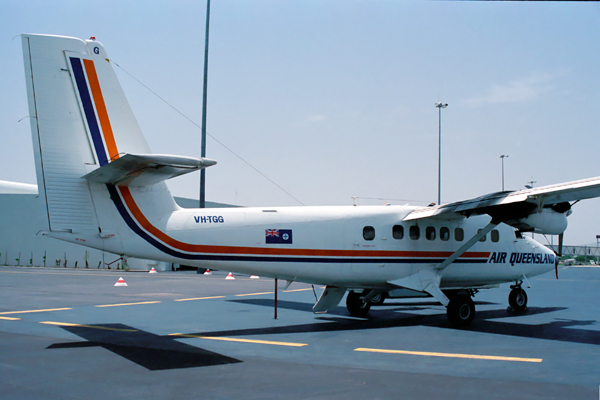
149,267,157,274
225,272,235,280
114,277,128,287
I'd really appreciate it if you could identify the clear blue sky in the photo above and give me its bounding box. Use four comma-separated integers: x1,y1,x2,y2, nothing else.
1,1,599,245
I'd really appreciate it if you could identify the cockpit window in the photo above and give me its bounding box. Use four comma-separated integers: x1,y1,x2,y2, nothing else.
491,229,500,242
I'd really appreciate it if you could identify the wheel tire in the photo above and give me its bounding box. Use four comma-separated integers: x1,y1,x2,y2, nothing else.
447,294,475,328
346,290,372,317
369,292,386,306
508,288,528,312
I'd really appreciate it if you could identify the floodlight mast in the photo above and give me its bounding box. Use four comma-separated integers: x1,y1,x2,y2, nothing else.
200,0,211,208
500,154,509,191
435,102,448,205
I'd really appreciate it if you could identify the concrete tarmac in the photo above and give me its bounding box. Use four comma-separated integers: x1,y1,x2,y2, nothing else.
0,265,598,399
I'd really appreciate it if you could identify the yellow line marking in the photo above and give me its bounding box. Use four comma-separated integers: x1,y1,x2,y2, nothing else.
169,333,307,347
95,301,161,308
235,292,273,297
0,307,72,315
174,296,225,302
39,321,138,332
0,316,21,321
354,348,542,363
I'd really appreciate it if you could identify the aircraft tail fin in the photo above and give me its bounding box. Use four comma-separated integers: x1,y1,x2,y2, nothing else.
21,34,212,248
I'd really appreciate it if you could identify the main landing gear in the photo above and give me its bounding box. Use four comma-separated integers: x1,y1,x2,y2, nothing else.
446,290,476,328
346,288,478,328
346,285,529,327
346,290,372,317
369,292,387,306
508,282,528,312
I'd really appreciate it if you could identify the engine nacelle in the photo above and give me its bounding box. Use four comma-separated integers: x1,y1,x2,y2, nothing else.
516,208,569,235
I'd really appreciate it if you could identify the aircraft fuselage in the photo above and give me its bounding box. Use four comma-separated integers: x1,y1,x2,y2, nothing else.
80,203,555,290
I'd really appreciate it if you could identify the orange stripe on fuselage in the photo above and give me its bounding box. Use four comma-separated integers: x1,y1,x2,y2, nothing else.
118,186,489,259
83,59,120,162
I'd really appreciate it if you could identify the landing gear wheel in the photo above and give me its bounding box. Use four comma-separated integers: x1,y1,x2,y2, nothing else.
369,292,386,306
346,290,372,317
508,288,528,312
447,293,475,328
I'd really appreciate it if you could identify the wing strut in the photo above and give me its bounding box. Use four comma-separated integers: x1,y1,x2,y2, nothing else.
389,219,500,307
436,219,500,271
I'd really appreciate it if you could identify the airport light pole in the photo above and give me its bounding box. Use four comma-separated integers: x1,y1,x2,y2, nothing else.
199,0,211,208
500,154,509,191
435,102,448,205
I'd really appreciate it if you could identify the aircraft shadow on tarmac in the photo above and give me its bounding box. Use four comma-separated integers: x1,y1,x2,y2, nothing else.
45,303,599,370
215,299,600,346
47,323,242,370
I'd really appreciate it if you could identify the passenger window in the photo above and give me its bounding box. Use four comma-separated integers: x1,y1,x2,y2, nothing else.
426,227,436,240
392,225,404,240
409,226,420,240
363,226,375,241
440,227,450,241
478,229,486,242
491,229,500,243
454,228,464,242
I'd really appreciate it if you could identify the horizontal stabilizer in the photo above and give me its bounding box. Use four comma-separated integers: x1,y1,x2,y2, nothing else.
83,153,217,187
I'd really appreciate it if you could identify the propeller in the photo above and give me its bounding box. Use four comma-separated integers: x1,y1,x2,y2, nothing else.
553,201,575,279
556,233,563,279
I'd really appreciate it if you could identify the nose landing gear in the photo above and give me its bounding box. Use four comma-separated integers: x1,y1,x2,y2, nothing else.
508,281,528,312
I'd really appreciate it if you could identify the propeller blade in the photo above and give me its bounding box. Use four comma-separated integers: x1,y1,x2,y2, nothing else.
556,233,564,279
558,233,563,257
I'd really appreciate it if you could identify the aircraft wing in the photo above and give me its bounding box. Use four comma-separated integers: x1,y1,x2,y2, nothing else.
403,176,600,227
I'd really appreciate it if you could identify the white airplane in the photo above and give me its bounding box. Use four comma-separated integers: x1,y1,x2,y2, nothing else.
19,34,600,327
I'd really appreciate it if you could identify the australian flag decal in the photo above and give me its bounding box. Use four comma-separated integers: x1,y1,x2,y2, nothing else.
265,229,293,244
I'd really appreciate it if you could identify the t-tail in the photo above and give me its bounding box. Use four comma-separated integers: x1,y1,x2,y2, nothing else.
22,34,215,256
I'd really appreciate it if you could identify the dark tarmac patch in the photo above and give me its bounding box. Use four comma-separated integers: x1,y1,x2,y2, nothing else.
47,323,241,370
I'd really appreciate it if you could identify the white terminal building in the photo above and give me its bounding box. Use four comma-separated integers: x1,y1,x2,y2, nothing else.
0,179,231,271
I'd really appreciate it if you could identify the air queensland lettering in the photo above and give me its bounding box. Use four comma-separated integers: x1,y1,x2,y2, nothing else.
487,252,507,264
508,252,554,266
488,252,555,266
194,215,224,224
